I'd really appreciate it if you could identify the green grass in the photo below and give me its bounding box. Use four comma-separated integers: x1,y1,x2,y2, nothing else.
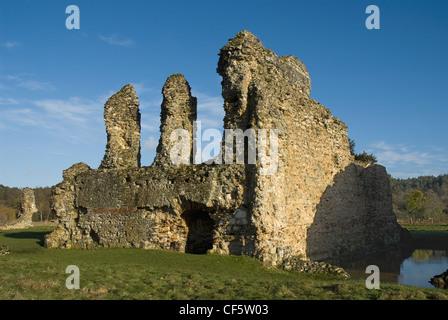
402,224,448,232
1,227,448,300
401,224,448,243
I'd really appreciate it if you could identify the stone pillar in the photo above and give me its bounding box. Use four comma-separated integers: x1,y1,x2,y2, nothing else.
153,74,197,166
100,84,141,169
18,188,37,224
0,188,37,230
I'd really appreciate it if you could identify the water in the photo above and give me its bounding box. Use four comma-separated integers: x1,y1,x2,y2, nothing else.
398,250,448,288
335,247,448,289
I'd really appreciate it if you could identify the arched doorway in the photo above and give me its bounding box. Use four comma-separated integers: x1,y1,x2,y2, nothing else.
183,210,214,254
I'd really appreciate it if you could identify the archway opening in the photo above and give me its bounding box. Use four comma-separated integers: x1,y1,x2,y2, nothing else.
183,210,214,254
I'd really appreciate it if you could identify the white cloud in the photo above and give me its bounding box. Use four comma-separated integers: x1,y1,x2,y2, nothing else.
139,97,162,110
6,74,23,81
32,97,101,124
369,141,395,151
133,82,153,95
0,95,105,146
367,141,448,178
0,97,20,105
196,118,223,130
0,107,48,129
19,80,55,91
2,41,19,48
99,34,134,47
193,91,224,130
5,74,55,91
142,136,159,150
141,122,159,132
195,92,224,116
368,141,435,166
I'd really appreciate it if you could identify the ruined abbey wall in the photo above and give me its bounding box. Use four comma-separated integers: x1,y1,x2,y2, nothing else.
45,31,404,266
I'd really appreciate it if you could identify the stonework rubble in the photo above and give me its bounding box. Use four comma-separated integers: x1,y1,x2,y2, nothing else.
430,269,448,289
45,31,405,266
0,244,11,256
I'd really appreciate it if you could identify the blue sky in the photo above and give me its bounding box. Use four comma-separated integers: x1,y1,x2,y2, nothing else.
0,0,447,188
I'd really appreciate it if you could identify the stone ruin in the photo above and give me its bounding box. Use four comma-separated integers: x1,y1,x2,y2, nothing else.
430,269,448,289
45,31,406,266
0,188,37,230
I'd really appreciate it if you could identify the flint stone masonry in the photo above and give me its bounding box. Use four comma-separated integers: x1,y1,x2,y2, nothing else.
281,256,350,279
153,74,197,166
100,84,141,170
45,31,405,266
0,188,37,230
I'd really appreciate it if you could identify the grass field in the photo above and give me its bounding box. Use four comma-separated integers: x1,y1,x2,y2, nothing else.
0,226,448,300
401,224,448,246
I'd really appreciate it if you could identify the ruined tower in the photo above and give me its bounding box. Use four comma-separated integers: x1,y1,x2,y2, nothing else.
45,31,404,266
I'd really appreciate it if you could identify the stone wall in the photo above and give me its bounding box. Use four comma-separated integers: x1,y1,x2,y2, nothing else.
306,163,403,261
45,162,254,255
45,30,404,266
217,30,358,265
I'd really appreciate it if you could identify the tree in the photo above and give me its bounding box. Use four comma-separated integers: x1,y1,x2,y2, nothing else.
348,138,378,165
406,190,428,217
349,138,356,156
0,207,17,223
354,151,378,165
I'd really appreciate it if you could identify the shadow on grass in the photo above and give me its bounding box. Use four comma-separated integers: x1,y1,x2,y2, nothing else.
3,230,53,247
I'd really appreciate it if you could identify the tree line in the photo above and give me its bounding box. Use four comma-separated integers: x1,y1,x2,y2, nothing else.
391,174,448,222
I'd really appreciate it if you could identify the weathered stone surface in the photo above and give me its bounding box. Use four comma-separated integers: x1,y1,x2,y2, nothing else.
0,188,37,230
100,84,141,170
46,31,405,267
46,165,248,251
154,74,197,166
217,30,311,131
306,163,403,261
63,162,91,181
